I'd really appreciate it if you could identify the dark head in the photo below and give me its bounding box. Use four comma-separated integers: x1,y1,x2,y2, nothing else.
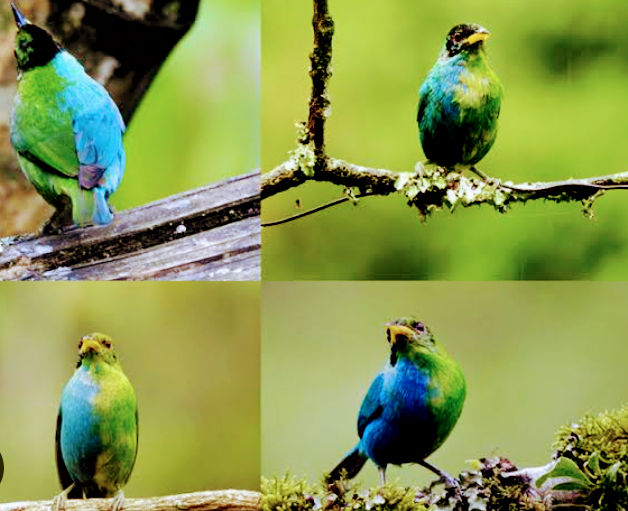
444,23,490,58
12,3,61,71
386,317,436,366
76,333,120,368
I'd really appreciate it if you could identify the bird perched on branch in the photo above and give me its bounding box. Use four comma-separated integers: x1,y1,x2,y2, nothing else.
418,23,503,172
328,318,466,486
55,334,138,511
10,3,125,231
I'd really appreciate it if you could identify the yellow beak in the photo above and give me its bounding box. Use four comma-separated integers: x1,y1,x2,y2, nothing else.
80,338,101,355
387,324,416,346
465,31,490,45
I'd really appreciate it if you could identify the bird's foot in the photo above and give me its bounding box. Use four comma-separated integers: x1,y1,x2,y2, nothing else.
414,161,426,178
469,166,500,186
111,489,125,511
51,483,75,511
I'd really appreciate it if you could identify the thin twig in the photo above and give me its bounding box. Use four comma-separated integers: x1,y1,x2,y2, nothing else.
261,192,372,227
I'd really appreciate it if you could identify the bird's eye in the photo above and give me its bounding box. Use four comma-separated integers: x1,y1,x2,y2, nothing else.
78,340,83,349
414,322,425,333
102,339,111,348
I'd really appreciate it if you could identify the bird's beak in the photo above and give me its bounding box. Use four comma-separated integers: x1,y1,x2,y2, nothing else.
80,338,102,355
11,3,29,29
465,30,490,46
387,325,416,346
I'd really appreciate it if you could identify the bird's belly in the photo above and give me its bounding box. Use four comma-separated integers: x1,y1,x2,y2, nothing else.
362,411,440,466
60,373,137,495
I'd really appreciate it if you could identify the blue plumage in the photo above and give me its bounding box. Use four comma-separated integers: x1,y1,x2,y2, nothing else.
58,367,106,487
359,359,435,468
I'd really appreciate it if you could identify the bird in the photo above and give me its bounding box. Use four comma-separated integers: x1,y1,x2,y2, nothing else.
417,23,503,173
9,3,125,231
328,318,466,487
55,333,138,511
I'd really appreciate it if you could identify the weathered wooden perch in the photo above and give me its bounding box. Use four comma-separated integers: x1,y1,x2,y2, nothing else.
0,171,260,281
0,490,261,511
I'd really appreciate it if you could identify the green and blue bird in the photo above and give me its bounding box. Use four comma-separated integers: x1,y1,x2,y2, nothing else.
55,334,138,511
418,24,503,170
10,3,125,230
328,318,466,486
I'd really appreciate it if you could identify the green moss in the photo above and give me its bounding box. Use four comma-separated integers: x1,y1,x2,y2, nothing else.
261,474,314,511
261,474,428,511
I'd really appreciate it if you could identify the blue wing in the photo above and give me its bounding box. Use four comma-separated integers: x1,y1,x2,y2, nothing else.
357,371,385,439
72,94,125,190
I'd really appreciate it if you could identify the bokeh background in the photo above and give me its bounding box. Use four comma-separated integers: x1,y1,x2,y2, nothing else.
0,0,259,235
119,0,260,208
263,0,628,279
0,282,260,500
262,282,628,487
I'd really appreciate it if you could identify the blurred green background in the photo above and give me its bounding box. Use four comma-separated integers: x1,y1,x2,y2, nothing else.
262,282,628,487
262,0,628,279
0,282,260,500
116,0,259,210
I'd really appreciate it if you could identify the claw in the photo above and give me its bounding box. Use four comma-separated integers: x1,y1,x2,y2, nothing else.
52,483,75,511
111,489,125,511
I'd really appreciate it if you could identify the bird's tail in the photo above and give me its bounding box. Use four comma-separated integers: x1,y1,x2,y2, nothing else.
326,445,368,483
73,187,113,226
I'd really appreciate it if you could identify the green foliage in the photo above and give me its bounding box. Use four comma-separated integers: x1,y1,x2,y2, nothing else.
550,406,628,509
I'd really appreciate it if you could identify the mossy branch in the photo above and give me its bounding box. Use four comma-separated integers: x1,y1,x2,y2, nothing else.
0,490,261,511
261,406,628,511
261,0,628,223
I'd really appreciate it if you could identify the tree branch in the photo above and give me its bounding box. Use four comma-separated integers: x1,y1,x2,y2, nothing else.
0,490,261,511
262,0,628,223
306,0,333,172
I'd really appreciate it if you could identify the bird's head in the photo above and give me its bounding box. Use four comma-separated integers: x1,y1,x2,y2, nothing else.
76,333,119,368
443,23,490,58
386,318,438,366
11,3,61,71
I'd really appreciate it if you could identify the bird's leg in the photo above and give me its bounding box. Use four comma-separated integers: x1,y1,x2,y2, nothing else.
377,466,387,485
43,199,74,235
418,460,460,490
52,483,75,511
110,489,126,511
469,165,501,186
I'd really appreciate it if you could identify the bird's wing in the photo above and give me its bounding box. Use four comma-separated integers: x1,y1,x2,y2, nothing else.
129,405,139,478
10,125,80,180
55,408,80,494
357,371,385,438
72,99,125,190
417,79,433,125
